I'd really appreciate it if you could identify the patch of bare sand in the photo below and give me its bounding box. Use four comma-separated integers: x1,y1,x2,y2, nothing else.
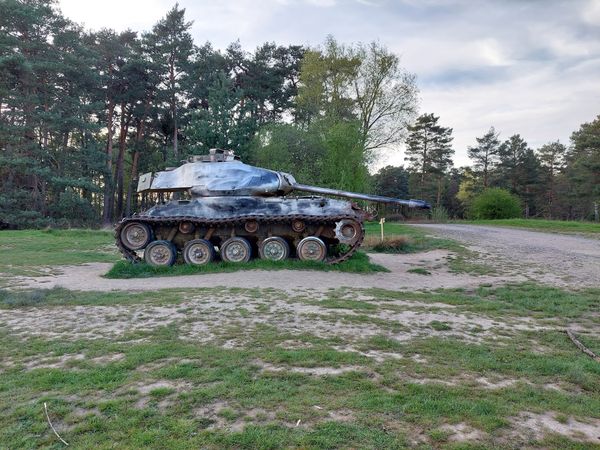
195,401,291,432
194,400,355,432
2,352,125,371
439,422,486,441
513,412,600,443
25,353,85,369
129,380,192,409
258,361,367,376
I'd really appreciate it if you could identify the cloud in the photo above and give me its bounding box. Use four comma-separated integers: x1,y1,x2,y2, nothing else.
582,0,600,25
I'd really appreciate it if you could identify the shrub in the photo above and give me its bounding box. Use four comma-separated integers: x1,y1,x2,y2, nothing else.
371,236,412,253
430,206,449,223
469,188,521,219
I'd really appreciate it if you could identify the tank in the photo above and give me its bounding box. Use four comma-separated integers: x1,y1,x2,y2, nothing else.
115,149,430,266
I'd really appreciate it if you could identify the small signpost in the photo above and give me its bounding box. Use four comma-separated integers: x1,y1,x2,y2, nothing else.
379,217,385,242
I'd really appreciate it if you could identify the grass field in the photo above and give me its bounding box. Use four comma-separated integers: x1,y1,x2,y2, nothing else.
0,229,117,278
1,226,600,448
461,218,600,235
1,284,599,449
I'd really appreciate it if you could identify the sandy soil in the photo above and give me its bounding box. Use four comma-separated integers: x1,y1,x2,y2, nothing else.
12,250,516,292
10,224,599,292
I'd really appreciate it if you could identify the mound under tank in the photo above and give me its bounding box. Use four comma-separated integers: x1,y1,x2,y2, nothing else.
115,149,430,266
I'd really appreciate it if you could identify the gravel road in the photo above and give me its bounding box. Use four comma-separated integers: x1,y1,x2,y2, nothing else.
414,224,600,288
13,224,600,292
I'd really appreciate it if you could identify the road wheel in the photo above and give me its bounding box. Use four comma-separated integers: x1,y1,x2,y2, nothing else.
144,240,177,267
259,237,289,261
183,239,215,265
296,236,327,262
120,222,152,250
221,237,252,263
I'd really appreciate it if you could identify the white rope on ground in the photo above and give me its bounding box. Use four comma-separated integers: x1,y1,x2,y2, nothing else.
43,402,69,446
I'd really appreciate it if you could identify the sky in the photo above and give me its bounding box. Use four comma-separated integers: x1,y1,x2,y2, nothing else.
57,0,600,169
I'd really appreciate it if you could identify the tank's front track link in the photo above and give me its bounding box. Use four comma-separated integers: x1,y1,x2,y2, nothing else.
114,214,365,265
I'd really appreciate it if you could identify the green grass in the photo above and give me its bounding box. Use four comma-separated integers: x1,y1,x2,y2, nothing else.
0,284,599,448
105,251,388,278
0,229,117,278
0,229,117,265
460,218,600,235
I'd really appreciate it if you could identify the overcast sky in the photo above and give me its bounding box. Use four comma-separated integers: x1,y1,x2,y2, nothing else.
58,0,600,168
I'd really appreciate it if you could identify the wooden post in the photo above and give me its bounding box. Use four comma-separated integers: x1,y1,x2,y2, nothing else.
379,217,386,242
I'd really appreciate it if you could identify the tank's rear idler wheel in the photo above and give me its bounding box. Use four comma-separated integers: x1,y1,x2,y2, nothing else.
259,237,290,262
183,239,215,265
296,236,327,262
120,222,152,250
144,240,177,267
221,237,252,263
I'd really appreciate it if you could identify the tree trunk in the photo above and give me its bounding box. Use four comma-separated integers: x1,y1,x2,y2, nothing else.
126,150,140,216
114,105,131,220
594,201,599,223
126,119,145,216
173,98,178,158
483,166,488,188
102,101,115,225
170,59,178,158
547,171,554,220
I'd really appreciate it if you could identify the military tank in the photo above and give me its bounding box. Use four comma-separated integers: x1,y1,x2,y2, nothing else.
115,149,430,266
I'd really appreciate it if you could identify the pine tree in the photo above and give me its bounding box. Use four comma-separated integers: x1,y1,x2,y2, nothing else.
497,134,528,193
468,127,500,188
404,113,453,205
537,141,566,218
568,116,600,221
145,4,193,158
515,148,542,218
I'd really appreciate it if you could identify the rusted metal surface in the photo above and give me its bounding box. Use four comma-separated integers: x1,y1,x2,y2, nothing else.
114,213,365,265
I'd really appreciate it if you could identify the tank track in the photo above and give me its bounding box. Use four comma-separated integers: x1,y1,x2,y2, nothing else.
115,214,365,265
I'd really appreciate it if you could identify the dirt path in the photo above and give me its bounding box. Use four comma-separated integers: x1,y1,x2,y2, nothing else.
414,224,600,288
14,250,518,292
11,225,599,292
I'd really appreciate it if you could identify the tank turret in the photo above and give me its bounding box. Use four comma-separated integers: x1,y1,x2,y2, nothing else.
116,149,430,267
137,148,431,209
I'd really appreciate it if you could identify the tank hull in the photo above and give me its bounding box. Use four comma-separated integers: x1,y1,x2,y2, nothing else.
141,196,364,220
116,195,368,266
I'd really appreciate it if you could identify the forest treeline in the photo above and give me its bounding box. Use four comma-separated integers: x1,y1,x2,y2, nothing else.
1,0,598,228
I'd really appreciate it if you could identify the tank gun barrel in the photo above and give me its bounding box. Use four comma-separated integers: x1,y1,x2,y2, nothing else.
291,184,431,209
